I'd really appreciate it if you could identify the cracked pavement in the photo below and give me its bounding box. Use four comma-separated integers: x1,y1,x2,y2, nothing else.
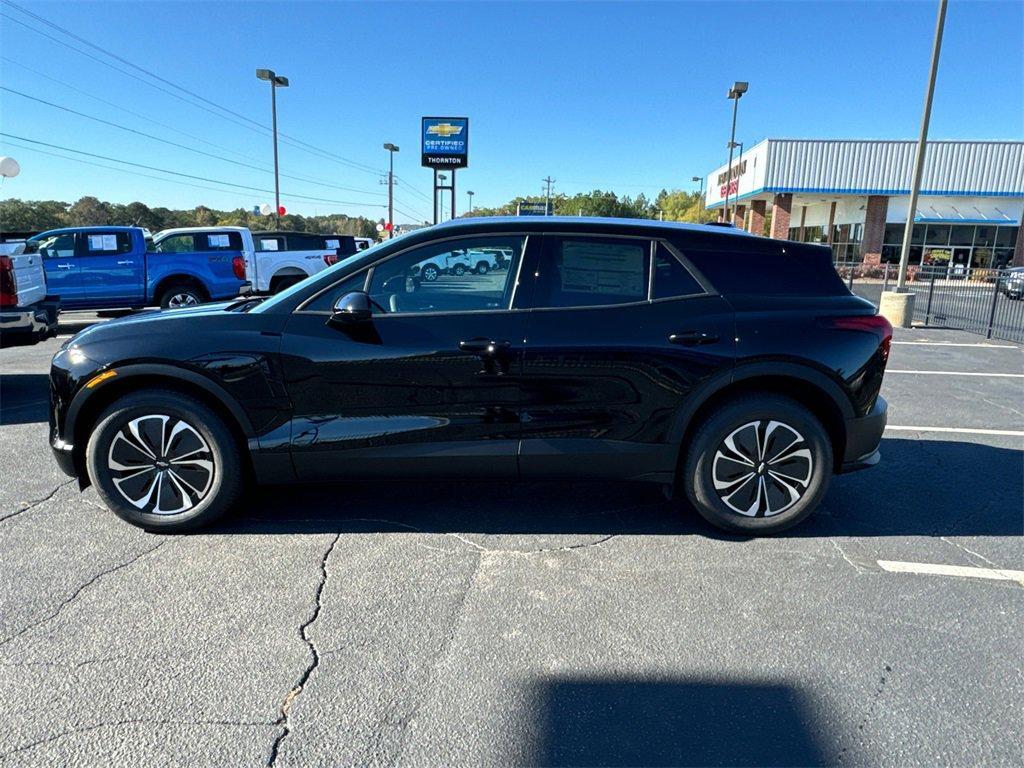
1,326,1022,766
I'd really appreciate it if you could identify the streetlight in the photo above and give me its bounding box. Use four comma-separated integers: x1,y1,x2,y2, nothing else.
438,174,448,221
383,143,399,238
256,68,289,226
467,190,474,213
723,81,748,224
692,175,705,213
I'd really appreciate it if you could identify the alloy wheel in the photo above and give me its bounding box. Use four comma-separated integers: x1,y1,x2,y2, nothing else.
711,420,813,517
168,292,200,308
107,415,215,515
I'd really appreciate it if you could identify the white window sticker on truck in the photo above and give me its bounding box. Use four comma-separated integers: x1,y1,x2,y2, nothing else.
325,239,340,249
88,234,118,251
260,238,280,251
208,234,230,248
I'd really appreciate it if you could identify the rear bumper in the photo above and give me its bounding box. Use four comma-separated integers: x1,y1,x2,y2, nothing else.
0,299,59,343
839,395,887,473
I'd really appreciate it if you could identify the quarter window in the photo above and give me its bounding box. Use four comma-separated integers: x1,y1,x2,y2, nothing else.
368,236,525,315
534,236,649,309
652,243,703,299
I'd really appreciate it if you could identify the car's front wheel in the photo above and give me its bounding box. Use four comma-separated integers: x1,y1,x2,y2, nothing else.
86,390,243,532
682,395,832,535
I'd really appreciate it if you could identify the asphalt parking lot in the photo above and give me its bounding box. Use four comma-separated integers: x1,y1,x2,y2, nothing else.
1,314,1022,767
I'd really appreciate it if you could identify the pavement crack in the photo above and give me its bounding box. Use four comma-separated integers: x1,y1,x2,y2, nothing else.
939,536,1003,569
0,479,75,523
0,540,168,647
830,539,868,574
266,533,340,767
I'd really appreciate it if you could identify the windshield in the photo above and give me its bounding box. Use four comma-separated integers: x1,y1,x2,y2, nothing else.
248,237,399,315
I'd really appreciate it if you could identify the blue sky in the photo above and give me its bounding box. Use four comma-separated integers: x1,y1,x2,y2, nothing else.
1,0,1021,223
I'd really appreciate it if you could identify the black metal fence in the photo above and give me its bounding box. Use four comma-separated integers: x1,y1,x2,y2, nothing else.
833,261,1024,343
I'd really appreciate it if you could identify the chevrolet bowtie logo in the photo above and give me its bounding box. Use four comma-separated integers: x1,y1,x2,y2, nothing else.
427,123,463,138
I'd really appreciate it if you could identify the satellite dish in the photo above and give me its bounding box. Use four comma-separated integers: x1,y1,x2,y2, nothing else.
259,203,272,216
0,157,20,179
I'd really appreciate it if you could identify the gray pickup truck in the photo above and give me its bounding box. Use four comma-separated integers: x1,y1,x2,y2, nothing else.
0,238,60,346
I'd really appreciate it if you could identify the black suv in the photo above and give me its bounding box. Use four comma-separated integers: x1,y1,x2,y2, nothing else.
49,217,890,534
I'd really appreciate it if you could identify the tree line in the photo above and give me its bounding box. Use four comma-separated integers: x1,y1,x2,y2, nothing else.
0,196,381,238
462,188,718,224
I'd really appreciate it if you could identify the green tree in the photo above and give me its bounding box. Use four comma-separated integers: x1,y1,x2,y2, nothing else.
67,196,111,226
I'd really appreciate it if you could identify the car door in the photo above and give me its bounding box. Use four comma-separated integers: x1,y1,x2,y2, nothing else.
76,230,144,305
517,234,736,482
36,231,86,306
279,233,536,481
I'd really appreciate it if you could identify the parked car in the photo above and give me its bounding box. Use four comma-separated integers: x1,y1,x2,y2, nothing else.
0,240,59,346
354,237,375,251
1000,267,1024,300
156,227,358,295
49,217,890,534
467,247,511,274
30,226,250,310
248,230,359,292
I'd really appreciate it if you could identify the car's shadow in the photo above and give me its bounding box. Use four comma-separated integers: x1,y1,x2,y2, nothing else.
0,374,50,426
213,437,1022,539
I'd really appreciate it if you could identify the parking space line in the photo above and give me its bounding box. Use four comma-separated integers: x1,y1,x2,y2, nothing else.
886,425,1024,437
886,370,1024,378
878,560,1024,585
891,341,1019,349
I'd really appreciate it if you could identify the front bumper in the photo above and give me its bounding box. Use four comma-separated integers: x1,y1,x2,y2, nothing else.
839,395,887,473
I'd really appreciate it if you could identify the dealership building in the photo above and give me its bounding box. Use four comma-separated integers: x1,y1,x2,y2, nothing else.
703,139,1024,268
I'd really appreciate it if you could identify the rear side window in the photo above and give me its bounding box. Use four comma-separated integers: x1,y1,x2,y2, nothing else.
202,232,242,251
258,236,284,251
534,236,649,309
81,231,133,256
679,241,847,296
653,243,703,299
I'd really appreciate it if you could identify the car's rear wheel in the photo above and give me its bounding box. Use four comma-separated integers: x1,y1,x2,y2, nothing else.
158,282,207,309
452,264,466,276
682,395,832,535
475,261,490,275
86,390,242,532
421,263,440,282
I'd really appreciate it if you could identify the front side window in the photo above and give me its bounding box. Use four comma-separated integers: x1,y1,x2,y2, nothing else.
155,234,196,253
534,236,649,309
34,232,76,259
368,236,525,315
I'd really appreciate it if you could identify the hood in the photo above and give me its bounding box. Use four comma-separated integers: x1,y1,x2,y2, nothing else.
68,302,236,348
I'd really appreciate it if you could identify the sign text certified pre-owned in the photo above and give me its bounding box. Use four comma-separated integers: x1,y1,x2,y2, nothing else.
421,117,469,169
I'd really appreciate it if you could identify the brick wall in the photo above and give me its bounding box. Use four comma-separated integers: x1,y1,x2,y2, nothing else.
861,195,888,263
769,194,792,239
749,199,766,235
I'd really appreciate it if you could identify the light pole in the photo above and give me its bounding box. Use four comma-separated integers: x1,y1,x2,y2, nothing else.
256,69,288,226
383,143,399,238
723,81,748,224
438,174,448,221
692,175,705,213
467,190,474,213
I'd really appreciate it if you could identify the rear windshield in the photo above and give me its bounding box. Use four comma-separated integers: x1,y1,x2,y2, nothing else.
679,241,848,296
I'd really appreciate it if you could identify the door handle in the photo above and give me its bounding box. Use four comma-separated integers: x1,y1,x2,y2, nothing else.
669,330,719,346
56,263,74,269
117,260,134,266
459,338,512,355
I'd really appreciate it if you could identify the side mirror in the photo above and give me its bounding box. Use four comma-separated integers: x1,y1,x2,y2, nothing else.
330,291,373,324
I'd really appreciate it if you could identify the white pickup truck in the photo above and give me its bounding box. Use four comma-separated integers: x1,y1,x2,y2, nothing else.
0,239,59,346
152,227,359,294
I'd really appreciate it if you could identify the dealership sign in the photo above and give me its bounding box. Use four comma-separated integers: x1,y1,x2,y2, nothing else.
717,159,747,198
421,117,469,169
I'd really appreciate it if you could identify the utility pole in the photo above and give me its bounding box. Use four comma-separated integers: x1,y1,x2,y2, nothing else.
542,176,555,215
383,143,399,239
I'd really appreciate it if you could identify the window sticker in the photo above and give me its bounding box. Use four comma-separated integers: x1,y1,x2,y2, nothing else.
88,234,118,251
325,239,340,249
208,234,230,248
560,241,645,296
260,238,280,251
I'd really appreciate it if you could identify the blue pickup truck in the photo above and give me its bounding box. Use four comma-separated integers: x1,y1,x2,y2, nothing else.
28,226,250,310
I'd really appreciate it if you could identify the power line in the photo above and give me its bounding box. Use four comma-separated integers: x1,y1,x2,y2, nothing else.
0,132,386,209
1,2,385,177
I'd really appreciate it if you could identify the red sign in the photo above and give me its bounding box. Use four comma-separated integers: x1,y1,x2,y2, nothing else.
719,179,739,198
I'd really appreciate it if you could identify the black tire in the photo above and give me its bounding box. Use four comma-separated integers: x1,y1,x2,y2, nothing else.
86,390,243,532
682,395,832,535
475,262,489,275
158,282,207,309
270,274,304,294
421,263,440,282
452,264,466,277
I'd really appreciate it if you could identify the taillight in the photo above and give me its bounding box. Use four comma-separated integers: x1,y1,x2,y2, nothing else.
323,252,339,266
232,256,246,279
0,256,16,307
827,315,893,361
